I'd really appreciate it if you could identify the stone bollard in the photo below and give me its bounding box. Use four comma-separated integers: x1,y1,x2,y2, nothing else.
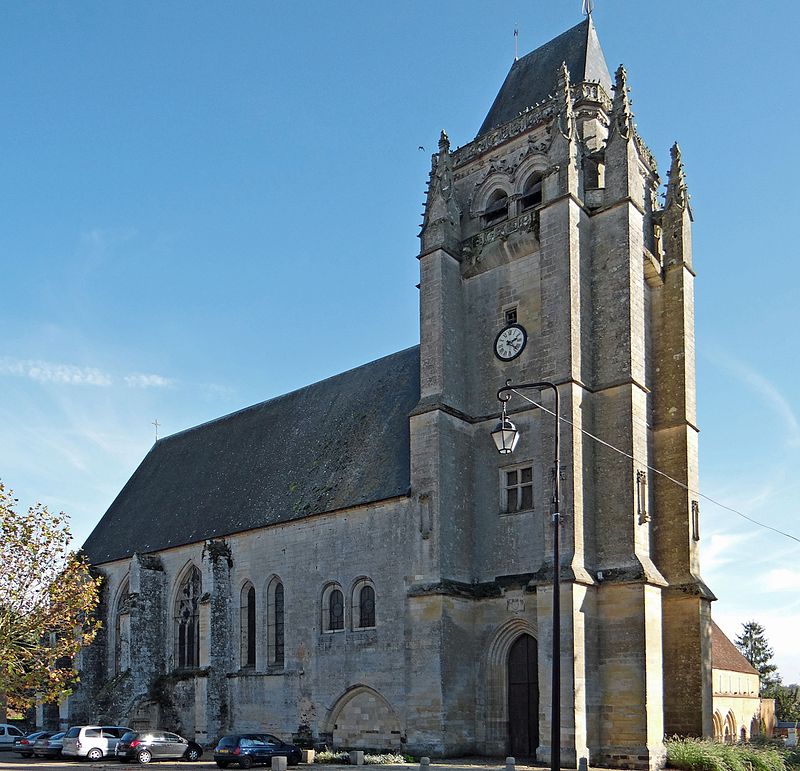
506,757,515,771
301,749,316,764
272,756,288,771
420,757,431,771
350,751,365,766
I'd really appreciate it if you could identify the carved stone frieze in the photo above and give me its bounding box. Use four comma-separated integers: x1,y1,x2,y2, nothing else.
461,210,539,267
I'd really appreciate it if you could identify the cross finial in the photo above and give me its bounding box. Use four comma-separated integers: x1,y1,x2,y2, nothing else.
582,0,594,16
152,419,161,441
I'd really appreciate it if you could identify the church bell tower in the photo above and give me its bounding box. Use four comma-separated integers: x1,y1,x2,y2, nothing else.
410,15,713,768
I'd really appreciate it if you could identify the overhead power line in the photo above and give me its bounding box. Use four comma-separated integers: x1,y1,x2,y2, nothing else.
509,388,800,545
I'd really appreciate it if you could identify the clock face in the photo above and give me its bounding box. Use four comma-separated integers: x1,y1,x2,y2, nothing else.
494,323,527,361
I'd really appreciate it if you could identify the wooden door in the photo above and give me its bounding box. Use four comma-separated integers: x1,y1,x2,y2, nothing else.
508,633,539,757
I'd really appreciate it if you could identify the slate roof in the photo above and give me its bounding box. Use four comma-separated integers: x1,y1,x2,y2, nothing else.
478,17,612,137
711,621,760,675
82,346,420,565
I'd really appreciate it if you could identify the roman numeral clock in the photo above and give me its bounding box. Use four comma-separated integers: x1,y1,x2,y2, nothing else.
494,323,527,361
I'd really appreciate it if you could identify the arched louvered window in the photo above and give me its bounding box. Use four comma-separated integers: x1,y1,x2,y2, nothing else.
520,173,543,211
484,189,509,226
174,566,201,669
240,583,256,668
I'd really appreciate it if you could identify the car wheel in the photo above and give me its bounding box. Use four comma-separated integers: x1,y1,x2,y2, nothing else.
185,747,201,761
239,757,254,769
20,752,32,758
87,747,104,761
136,748,152,764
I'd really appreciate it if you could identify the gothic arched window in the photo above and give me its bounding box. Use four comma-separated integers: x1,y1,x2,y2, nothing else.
322,583,344,632
267,578,284,667
351,578,376,630
174,566,201,669
484,189,509,226
240,582,256,668
113,578,130,675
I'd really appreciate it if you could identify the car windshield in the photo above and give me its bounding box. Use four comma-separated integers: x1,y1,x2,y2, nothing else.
218,736,238,747
51,733,65,741
121,731,136,742
64,727,81,738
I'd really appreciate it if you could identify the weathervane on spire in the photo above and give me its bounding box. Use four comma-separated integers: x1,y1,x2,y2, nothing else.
513,25,519,61
582,0,594,16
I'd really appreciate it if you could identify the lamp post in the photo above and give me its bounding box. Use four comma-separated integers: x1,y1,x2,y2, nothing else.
491,379,561,771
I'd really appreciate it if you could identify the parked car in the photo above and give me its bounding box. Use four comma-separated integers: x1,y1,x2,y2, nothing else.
0,724,25,751
14,731,57,758
115,729,203,764
61,724,130,760
214,734,301,769
32,731,66,759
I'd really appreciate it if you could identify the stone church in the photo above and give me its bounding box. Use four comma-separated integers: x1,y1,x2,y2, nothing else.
71,16,715,769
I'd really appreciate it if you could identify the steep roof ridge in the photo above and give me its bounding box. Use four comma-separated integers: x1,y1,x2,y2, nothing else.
711,620,760,676
477,17,612,137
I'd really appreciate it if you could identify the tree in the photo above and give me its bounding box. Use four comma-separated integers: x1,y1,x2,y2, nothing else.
0,481,102,717
771,683,800,722
735,620,780,694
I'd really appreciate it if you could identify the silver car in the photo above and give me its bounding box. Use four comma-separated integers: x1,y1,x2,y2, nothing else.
61,725,130,761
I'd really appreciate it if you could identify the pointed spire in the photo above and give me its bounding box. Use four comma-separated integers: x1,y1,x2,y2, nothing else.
420,129,461,256
556,62,574,139
611,64,633,139
665,142,689,211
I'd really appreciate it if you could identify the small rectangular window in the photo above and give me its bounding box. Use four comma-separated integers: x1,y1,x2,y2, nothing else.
504,465,534,513
504,307,517,325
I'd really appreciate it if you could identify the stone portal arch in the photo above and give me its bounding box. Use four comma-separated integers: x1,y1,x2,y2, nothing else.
480,617,539,755
323,685,402,750
724,710,737,743
712,711,724,741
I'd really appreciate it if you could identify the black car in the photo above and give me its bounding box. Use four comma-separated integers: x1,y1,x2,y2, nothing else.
214,734,301,769
115,730,203,764
32,731,65,759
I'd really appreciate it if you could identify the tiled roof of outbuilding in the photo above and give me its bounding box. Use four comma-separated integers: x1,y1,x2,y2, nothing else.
711,620,760,675
82,346,420,565
478,17,612,136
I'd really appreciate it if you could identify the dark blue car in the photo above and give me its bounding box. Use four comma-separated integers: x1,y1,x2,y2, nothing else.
213,734,301,769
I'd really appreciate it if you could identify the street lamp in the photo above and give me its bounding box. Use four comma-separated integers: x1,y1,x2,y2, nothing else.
493,379,561,771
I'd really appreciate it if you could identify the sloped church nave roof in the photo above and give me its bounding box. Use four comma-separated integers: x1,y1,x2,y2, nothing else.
82,346,420,564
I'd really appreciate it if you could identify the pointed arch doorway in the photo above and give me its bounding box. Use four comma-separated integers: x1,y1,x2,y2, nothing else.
508,633,539,757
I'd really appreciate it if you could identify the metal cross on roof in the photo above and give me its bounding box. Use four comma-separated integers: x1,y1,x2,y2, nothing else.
582,0,595,15
152,418,161,441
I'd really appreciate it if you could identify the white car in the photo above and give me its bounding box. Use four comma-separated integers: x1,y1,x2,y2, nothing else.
61,725,130,761
0,724,24,751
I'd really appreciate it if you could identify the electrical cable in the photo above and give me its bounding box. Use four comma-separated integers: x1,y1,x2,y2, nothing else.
509,387,800,545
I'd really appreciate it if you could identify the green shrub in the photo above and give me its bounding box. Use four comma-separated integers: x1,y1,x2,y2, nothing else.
666,737,793,771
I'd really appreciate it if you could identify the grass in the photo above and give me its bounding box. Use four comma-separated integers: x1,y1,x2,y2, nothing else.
666,738,797,771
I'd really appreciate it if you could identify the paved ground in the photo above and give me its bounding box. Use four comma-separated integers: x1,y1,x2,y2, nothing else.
0,754,542,771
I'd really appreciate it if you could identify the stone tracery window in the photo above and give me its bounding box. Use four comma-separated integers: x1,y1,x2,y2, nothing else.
267,577,284,667
351,578,376,630
174,566,201,669
322,583,344,632
113,577,130,675
240,582,256,668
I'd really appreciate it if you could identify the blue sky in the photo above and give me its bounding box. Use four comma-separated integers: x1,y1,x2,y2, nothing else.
2,2,798,681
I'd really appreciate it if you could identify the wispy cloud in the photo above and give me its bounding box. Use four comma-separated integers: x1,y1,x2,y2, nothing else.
124,373,173,388
0,357,112,386
760,568,800,591
701,531,752,572
0,357,172,390
706,350,800,448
